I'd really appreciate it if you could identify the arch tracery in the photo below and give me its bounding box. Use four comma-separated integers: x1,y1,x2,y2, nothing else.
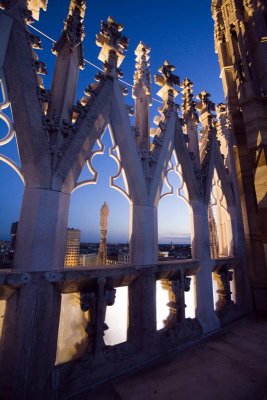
0,0,243,271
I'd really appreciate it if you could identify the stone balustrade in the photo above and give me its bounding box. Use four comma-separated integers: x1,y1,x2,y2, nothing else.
0,257,247,400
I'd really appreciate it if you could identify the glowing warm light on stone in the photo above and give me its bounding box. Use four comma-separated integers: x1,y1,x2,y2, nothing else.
156,281,169,330
0,300,6,339
229,269,236,303
185,275,196,318
56,293,89,365
212,274,219,310
156,277,196,330
104,286,128,346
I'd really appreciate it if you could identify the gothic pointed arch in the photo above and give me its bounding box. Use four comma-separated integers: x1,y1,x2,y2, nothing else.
202,130,235,207
53,77,113,193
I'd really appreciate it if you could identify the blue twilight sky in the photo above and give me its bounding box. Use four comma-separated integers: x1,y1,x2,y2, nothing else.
0,0,224,243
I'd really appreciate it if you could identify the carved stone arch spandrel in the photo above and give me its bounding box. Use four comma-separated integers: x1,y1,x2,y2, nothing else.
52,78,114,193
202,132,218,205
214,144,235,207
148,110,177,206
202,133,234,208
108,78,147,204
173,116,201,203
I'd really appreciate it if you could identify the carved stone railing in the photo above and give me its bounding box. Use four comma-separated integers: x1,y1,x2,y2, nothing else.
213,257,244,323
0,258,248,400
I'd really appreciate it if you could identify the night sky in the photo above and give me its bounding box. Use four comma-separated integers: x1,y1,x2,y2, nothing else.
0,0,224,243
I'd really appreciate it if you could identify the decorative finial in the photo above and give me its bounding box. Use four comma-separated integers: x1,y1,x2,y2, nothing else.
62,0,86,47
216,103,232,142
196,91,215,113
154,60,180,102
244,0,255,11
0,0,48,21
211,0,222,13
96,16,129,70
196,91,215,130
181,78,199,123
216,103,227,114
132,41,151,100
52,0,86,68
27,0,48,20
100,202,109,230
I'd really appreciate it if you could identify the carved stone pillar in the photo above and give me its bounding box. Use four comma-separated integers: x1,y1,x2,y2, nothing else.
162,274,192,327
80,283,116,357
232,112,267,309
133,42,151,150
90,279,117,357
191,200,220,333
128,270,156,352
213,265,234,314
0,273,61,400
13,187,70,271
80,290,97,354
103,285,117,341
227,204,252,310
129,204,158,265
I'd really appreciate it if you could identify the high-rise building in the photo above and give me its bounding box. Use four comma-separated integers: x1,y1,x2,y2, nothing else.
10,221,18,253
64,228,81,267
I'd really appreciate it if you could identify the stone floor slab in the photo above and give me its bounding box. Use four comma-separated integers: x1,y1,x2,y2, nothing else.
78,316,267,400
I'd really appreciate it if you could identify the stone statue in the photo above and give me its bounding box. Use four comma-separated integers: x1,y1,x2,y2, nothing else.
100,202,109,230
98,202,109,265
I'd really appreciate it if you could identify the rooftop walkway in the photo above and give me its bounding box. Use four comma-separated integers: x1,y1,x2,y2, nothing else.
79,315,267,400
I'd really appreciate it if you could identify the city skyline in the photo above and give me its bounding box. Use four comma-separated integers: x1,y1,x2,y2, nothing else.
0,0,224,243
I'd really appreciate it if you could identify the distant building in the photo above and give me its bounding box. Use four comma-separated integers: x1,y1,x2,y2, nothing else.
0,241,12,267
158,251,169,259
10,221,18,253
64,228,81,267
117,252,129,264
79,253,98,267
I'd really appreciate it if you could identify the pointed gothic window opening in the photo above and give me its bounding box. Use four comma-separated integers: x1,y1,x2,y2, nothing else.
103,286,128,346
0,116,8,139
0,76,22,178
0,74,23,260
0,135,22,171
55,293,89,365
209,168,233,259
68,127,130,265
158,152,192,258
0,164,23,264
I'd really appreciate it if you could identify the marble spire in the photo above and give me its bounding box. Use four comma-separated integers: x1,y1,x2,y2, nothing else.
133,41,151,149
